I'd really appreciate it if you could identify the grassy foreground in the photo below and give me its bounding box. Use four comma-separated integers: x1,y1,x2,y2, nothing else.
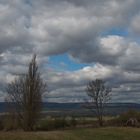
0,127,140,140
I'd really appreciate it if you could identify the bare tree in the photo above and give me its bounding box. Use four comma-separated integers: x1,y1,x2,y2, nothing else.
6,55,47,131
86,79,111,126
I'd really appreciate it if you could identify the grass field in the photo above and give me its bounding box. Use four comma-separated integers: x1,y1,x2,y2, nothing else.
0,127,140,140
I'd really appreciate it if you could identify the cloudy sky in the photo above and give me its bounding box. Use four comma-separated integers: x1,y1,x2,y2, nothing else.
0,0,140,103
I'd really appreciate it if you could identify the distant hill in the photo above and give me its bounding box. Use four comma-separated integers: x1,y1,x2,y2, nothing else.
43,102,140,110
1,102,140,116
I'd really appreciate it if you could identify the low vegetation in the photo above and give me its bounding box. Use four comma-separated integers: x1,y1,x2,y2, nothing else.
0,127,140,140
0,110,140,131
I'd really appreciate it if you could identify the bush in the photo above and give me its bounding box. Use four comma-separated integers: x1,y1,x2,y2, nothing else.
38,119,54,131
70,117,77,127
54,117,69,129
0,119,4,130
118,110,140,122
37,117,70,131
108,110,140,126
3,113,19,131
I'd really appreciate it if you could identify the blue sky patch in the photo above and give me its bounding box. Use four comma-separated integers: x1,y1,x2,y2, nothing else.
49,54,89,71
102,27,129,37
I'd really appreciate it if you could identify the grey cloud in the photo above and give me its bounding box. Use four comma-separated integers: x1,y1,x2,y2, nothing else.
0,0,140,102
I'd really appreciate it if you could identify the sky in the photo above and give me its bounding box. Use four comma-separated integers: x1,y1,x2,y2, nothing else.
1,0,140,103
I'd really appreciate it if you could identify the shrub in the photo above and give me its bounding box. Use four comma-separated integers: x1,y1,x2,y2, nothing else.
102,111,140,127
118,110,140,121
53,117,68,129
0,119,4,130
38,119,54,131
37,117,69,131
3,113,19,131
70,117,77,127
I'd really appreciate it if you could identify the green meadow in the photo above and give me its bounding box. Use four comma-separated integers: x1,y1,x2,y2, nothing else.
0,127,140,140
